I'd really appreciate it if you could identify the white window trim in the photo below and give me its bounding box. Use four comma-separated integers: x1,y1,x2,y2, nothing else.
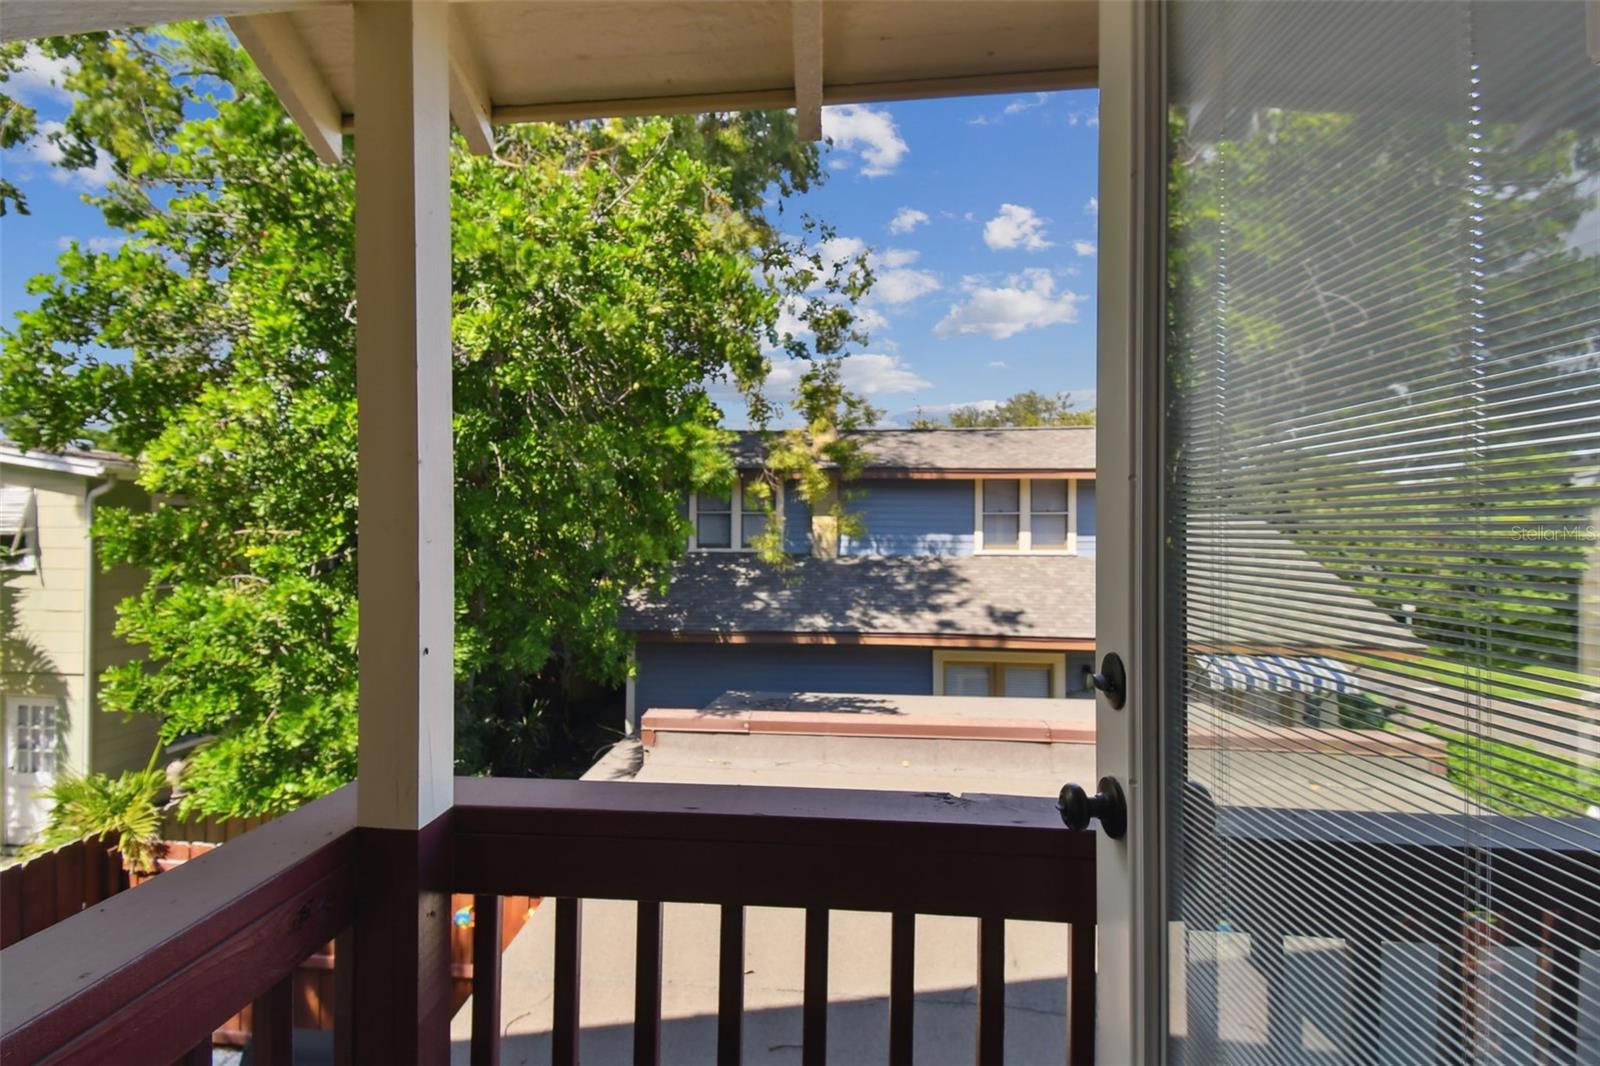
932,650,1069,698
1,486,38,572
973,477,1078,556
689,478,769,553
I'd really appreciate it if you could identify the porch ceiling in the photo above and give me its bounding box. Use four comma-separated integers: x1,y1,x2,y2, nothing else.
4,2,1098,160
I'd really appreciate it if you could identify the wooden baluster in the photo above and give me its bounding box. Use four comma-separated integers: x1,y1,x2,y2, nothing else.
472,894,503,1066
802,908,829,1066
1067,919,1094,1066
553,898,584,1066
634,901,664,1066
332,928,355,1066
976,917,1005,1065
889,912,916,1066
251,974,294,1066
718,904,745,1066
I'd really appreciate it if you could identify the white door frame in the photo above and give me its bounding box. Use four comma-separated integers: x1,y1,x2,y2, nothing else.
1095,0,1169,1061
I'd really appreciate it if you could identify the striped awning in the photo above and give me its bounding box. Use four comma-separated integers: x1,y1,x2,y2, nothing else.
1194,654,1357,695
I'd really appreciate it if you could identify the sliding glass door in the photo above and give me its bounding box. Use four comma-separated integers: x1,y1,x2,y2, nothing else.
1150,1,1599,1062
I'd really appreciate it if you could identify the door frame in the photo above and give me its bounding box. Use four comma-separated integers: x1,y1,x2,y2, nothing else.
1094,0,1170,1061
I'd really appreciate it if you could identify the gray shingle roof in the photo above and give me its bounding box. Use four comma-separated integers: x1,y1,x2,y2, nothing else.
620,553,1095,641
730,427,1094,473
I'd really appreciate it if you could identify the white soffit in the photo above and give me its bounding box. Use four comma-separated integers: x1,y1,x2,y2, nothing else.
5,2,1097,158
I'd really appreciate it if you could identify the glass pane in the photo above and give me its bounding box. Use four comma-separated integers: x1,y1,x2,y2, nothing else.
982,515,1019,547
1002,665,1050,699
982,479,1020,513
1031,479,1068,513
1032,513,1067,547
1165,2,1600,1062
944,664,992,697
740,512,768,548
696,514,731,549
697,491,730,514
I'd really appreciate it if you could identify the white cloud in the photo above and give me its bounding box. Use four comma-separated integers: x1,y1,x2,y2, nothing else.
982,204,1054,252
888,207,929,235
873,267,940,305
839,353,932,395
766,353,931,398
1084,196,1099,216
822,104,908,177
1003,93,1048,115
1063,108,1100,129
806,236,939,307
934,269,1084,340
1073,240,1097,258
985,360,1008,370
24,121,114,190
5,48,78,104
853,307,890,334
57,235,128,254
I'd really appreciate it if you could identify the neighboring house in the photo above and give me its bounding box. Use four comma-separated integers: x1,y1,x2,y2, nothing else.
619,427,1098,730
0,444,156,846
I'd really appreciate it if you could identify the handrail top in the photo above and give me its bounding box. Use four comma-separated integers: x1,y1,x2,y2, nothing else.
0,785,359,1042
455,776,1082,837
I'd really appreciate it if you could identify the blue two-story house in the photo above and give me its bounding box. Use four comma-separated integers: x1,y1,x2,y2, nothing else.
619,427,1097,729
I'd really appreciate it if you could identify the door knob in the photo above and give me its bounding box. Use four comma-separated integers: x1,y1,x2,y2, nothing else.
1058,776,1128,839
1090,653,1126,709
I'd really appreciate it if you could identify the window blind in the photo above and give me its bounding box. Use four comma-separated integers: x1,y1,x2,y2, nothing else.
1164,2,1599,1062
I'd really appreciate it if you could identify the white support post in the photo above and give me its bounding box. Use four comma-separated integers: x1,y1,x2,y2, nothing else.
792,0,824,140
354,0,455,831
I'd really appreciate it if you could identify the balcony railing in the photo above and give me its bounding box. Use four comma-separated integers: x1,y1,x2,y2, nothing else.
6,778,1593,1064
0,778,1096,1066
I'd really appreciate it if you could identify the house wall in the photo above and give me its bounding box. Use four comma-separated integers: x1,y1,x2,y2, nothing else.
2,467,154,843
633,642,934,719
840,479,975,557
633,642,1098,725
89,480,158,776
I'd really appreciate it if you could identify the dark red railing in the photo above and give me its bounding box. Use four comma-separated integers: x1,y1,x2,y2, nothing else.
0,779,1097,1066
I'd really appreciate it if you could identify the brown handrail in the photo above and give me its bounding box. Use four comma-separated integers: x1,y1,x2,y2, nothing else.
0,786,359,1065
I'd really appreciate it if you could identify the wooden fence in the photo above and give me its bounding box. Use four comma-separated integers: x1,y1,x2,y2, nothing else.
1,825,533,1046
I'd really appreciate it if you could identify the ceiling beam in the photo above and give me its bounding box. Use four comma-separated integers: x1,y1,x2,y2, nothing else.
791,0,824,141
228,12,343,164
447,8,494,156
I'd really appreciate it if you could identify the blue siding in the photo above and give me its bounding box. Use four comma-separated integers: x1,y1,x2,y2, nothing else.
635,643,932,713
783,484,811,554
1075,481,1096,558
840,479,974,556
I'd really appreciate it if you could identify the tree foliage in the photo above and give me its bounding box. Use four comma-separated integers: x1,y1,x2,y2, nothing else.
1166,105,1599,666
0,23,877,813
909,390,1094,429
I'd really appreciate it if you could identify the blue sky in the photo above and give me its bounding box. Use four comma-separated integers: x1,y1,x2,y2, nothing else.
769,91,1100,425
2,45,1099,427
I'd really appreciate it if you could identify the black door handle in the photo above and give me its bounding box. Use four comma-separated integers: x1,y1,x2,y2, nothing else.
1058,776,1128,839
1089,653,1126,709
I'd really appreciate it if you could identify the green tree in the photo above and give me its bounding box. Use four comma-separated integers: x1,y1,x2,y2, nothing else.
909,390,1094,429
0,25,877,812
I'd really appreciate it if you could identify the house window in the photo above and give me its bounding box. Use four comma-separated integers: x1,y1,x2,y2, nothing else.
1030,479,1069,548
933,651,1068,698
693,490,733,549
739,483,769,549
8,699,59,775
974,478,1078,553
690,478,774,552
1,486,38,572
981,480,1021,548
